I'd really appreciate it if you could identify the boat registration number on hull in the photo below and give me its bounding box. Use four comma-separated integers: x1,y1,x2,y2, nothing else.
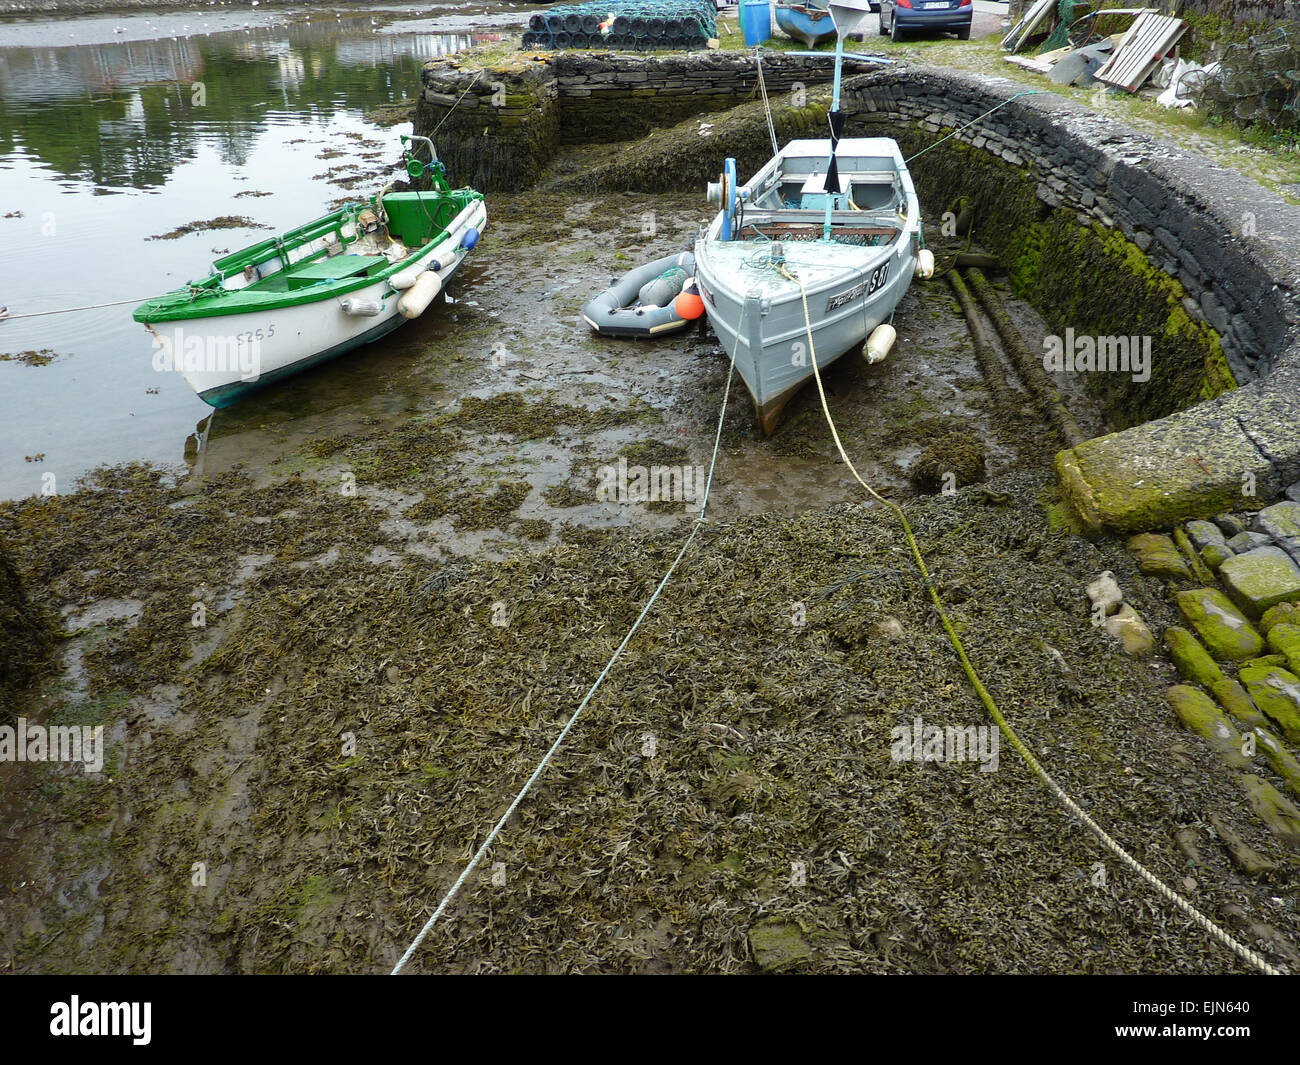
826,260,890,312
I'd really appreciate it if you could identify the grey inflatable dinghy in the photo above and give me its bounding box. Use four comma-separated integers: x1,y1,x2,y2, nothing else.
581,251,698,338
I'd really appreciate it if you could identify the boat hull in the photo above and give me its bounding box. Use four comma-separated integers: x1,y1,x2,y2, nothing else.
694,136,921,433
696,239,915,433
774,5,837,47
140,198,486,408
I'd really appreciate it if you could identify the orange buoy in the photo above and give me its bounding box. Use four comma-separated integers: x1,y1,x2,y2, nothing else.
675,289,705,321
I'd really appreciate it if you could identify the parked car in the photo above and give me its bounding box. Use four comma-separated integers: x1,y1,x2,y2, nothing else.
879,0,972,41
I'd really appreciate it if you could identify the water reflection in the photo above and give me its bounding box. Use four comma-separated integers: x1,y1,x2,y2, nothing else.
0,16,498,191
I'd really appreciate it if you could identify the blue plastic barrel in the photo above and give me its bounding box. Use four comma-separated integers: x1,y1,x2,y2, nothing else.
740,0,771,45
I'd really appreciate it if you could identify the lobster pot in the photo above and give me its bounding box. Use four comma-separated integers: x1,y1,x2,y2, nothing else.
523,0,717,50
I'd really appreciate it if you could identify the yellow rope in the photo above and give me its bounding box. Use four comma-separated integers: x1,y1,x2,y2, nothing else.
777,262,1283,976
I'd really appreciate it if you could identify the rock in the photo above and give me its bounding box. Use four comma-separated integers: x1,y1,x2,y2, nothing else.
1163,626,1225,688
1252,499,1300,541
1127,533,1191,580
1174,825,1202,864
1238,662,1300,744
1208,812,1278,877
1245,654,1290,670
1200,542,1235,572
1104,604,1154,655
748,919,815,972
1165,685,1251,768
1218,546,1300,618
1173,526,1215,586
1175,588,1264,662
875,616,905,641
1240,774,1300,850
1286,482,1300,504
1213,513,1248,538
1227,531,1272,553
1210,678,1268,730
1259,602,1299,637
1185,519,1227,551
1253,725,1300,801
1266,621,1300,675
1085,570,1123,617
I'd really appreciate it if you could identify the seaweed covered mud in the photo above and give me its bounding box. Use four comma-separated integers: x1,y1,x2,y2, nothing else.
1,172,1298,974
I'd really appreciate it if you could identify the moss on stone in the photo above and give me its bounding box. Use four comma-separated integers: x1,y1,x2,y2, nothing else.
1165,684,1251,768
748,918,815,972
1163,625,1225,688
1218,545,1300,618
1209,677,1268,730
1265,621,1300,675
1252,725,1300,803
1261,602,1300,637
1240,774,1300,850
1128,533,1192,580
1201,542,1235,572
1238,662,1300,744
1176,587,1264,662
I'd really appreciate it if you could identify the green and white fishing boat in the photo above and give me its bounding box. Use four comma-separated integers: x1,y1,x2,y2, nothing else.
133,135,486,408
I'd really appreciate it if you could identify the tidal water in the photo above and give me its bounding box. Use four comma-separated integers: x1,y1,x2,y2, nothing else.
0,3,529,499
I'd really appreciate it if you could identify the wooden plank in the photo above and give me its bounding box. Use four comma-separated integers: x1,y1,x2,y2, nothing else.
1001,0,1056,53
1004,55,1055,72
1094,12,1188,92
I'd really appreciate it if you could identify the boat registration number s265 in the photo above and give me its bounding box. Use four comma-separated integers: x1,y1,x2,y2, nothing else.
826,260,890,312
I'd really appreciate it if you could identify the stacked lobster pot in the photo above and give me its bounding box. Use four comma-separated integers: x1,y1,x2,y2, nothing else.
521,0,718,51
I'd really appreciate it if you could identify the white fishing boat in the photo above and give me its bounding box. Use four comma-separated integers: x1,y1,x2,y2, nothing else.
134,136,485,408
693,0,932,433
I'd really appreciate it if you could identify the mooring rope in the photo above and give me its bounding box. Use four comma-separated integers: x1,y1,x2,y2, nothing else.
391,301,743,975
776,260,1282,977
754,52,780,159
0,295,160,321
429,69,485,139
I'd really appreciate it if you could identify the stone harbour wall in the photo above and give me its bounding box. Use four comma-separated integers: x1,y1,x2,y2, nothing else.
551,52,878,144
416,51,880,190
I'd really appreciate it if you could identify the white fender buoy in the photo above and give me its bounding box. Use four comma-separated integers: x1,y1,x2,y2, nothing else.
397,271,442,319
865,323,896,364
391,261,433,290
341,297,383,317
915,249,935,279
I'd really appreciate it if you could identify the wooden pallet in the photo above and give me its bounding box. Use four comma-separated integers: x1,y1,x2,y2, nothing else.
1094,11,1188,92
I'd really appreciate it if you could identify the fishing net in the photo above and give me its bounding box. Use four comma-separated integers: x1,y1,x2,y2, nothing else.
1191,20,1300,133
1035,0,1085,55
522,0,717,51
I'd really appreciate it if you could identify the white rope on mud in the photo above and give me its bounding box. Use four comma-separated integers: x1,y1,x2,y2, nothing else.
391,303,741,975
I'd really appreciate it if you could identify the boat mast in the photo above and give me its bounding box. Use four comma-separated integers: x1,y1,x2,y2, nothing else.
822,0,872,242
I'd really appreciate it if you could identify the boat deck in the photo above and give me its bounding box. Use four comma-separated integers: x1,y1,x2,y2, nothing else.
701,224,896,300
